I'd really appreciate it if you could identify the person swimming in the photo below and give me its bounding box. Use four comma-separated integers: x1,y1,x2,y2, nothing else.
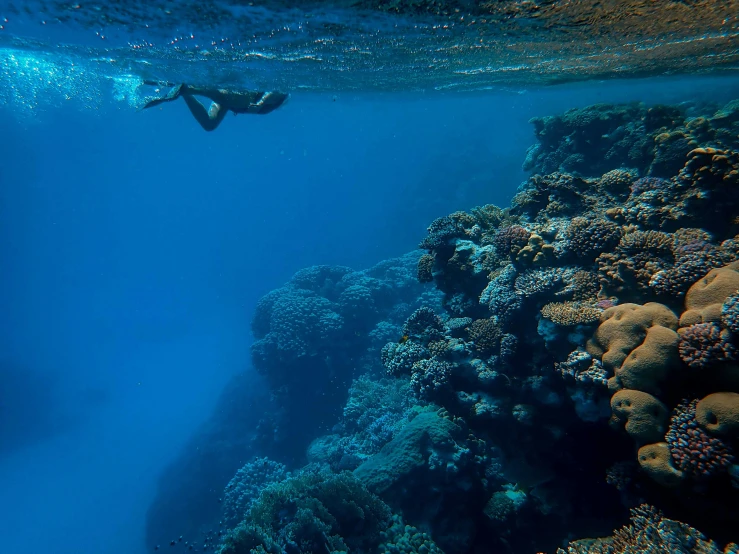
142,82,289,131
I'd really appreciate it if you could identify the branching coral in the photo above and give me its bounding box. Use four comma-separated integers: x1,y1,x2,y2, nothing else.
381,341,429,376
665,399,734,479
566,217,622,260
557,504,723,553
541,301,602,326
402,306,445,340
492,225,530,258
467,317,502,356
417,253,435,283
222,470,391,554
678,322,736,369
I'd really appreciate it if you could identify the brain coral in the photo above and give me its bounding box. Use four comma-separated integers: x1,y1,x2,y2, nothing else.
680,261,739,326
586,303,680,394
696,392,739,436
610,389,669,445
637,442,685,487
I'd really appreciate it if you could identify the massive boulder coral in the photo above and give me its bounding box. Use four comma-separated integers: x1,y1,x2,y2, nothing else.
696,392,739,437
680,261,739,326
586,303,680,394
637,442,685,487
610,389,669,445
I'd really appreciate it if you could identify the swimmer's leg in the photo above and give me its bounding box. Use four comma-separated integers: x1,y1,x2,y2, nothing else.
142,84,184,110
182,95,228,132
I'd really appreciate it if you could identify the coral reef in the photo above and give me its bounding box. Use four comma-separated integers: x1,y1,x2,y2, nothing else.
155,98,739,554
218,470,391,554
557,504,727,553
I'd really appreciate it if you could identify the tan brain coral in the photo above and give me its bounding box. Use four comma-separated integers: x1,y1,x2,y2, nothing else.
680,260,739,326
610,389,669,445
586,303,680,394
637,442,685,487
696,392,739,437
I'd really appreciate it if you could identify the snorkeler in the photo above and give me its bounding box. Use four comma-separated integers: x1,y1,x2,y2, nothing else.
142,82,289,131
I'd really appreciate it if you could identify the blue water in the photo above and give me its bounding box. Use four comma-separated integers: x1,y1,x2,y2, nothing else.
1,4,739,551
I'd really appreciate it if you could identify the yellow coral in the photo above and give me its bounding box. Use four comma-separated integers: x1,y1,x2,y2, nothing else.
541,302,601,326
586,303,679,394
637,442,685,487
680,261,739,326
610,389,668,445
696,392,739,437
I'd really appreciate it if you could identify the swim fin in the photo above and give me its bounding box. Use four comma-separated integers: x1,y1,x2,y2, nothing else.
141,84,184,110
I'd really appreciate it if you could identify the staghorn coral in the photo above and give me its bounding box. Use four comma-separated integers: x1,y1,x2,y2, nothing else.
678,322,736,369
586,303,680,394
610,389,669,445
541,301,602,326
666,399,734,479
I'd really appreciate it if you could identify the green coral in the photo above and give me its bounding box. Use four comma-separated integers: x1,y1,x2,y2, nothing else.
220,470,391,554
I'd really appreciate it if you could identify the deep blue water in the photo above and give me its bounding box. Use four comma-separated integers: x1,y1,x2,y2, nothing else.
2,57,739,553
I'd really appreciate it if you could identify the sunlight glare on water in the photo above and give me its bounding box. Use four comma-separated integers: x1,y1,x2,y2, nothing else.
0,0,737,101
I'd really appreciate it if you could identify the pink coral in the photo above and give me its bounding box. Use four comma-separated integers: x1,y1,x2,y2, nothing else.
678,322,736,369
